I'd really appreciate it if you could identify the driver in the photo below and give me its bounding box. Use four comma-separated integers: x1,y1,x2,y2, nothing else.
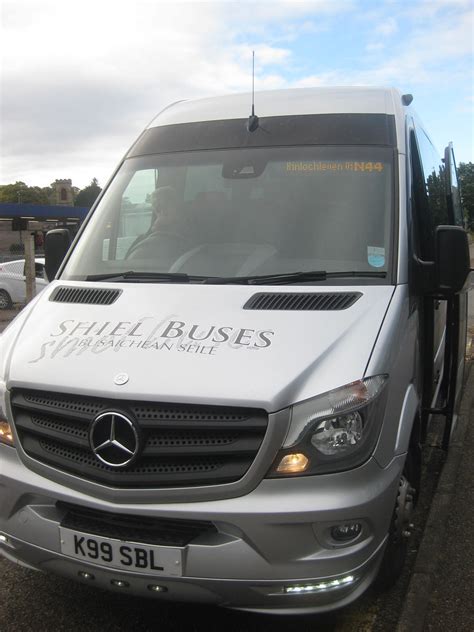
126,185,184,258
149,185,178,231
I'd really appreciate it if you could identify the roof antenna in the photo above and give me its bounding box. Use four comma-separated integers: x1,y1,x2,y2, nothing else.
247,50,259,132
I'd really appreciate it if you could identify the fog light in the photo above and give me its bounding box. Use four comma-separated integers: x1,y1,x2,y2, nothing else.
0,421,14,446
111,579,129,588
0,534,10,545
78,571,94,581
331,523,362,542
284,574,355,594
148,584,168,593
275,453,309,474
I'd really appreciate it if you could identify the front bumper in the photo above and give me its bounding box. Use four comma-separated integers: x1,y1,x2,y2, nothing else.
0,445,403,613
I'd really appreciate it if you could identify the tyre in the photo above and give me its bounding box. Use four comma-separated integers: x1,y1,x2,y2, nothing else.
0,289,12,310
376,442,420,590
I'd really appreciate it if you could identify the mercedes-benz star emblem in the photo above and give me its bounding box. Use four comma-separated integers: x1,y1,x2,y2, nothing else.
89,412,140,468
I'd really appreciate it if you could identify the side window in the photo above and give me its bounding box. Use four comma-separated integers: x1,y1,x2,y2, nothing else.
103,169,157,261
120,169,157,238
411,128,448,260
35,263,45,279
410,131,430,259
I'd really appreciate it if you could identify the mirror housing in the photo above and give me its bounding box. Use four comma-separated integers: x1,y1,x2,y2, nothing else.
416,226,470,296
435,225,470,296
45,229,71,281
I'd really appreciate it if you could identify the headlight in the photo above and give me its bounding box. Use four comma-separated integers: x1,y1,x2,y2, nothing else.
0,379,14,447
311,410,364,456
268,375,387,477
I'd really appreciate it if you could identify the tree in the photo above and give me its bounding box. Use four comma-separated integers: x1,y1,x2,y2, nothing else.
75,178,102,208
0,181,50,205
458,162,474,229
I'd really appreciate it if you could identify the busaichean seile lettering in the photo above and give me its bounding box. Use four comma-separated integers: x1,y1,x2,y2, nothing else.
30,317,275,363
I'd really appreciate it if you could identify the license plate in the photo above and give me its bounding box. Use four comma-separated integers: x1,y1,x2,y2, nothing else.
59,527,183,576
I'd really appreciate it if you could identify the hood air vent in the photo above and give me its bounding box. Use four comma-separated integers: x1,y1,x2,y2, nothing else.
244,292,361,311
50,286,122,305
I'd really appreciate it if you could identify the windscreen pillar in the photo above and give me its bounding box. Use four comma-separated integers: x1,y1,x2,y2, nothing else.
24,227,36,304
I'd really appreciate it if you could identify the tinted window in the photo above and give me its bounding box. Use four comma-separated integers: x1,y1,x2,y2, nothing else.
62,146,394,283
411,127,448,260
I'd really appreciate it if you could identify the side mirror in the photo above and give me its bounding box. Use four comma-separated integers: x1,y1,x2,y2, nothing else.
435,225,470,295
45,229,71,281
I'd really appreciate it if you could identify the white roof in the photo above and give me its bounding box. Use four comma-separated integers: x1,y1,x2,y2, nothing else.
148,86,406,128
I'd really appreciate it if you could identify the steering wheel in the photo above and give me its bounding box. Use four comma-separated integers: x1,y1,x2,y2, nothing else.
125,230,189,260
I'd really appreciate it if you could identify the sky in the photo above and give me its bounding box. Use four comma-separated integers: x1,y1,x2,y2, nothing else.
1,0,473,190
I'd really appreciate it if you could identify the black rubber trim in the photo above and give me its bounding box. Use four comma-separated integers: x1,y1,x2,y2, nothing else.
59,502,217,547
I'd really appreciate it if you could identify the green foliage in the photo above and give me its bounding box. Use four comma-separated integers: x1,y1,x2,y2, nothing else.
0,181,51,205
458,162,474,229
426,167,448,227
75,178,102,208
0,178,102,209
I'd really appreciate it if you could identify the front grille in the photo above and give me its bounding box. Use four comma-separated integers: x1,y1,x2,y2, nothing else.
59,502,217,546
11,390,268,489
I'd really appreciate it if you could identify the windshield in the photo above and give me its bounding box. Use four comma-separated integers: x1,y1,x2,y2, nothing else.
62,146,394,283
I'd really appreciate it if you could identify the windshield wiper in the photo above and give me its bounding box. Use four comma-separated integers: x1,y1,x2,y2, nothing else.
327,271,387,279
203,270,387,285
85,269,387,285
85,271,199,283
203,271,327,284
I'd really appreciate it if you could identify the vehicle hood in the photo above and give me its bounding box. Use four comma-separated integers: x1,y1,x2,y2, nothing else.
4,281,394,411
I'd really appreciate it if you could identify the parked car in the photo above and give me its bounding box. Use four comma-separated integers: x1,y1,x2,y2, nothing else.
0,258,48,309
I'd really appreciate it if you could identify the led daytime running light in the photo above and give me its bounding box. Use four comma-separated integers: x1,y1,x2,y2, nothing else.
284,575,356,594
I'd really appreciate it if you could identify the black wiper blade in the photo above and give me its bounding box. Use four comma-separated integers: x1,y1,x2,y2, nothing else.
85,269,387,285
85,271,195,283
203,270,387,285
326,271,387,279
203,271,327,285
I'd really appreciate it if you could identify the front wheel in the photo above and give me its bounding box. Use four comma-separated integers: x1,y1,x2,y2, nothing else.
0,289,12,310
376,437,420,590
376,474,416,589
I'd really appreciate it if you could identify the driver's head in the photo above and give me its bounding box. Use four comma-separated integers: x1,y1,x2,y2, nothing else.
151,186,177,220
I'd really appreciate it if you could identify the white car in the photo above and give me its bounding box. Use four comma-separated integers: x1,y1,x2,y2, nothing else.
0,258,48,309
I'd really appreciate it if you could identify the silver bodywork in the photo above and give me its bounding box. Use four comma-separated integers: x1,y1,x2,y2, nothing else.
0,87,425,613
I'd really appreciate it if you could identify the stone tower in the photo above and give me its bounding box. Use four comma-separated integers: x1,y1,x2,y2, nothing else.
52,179,74,206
